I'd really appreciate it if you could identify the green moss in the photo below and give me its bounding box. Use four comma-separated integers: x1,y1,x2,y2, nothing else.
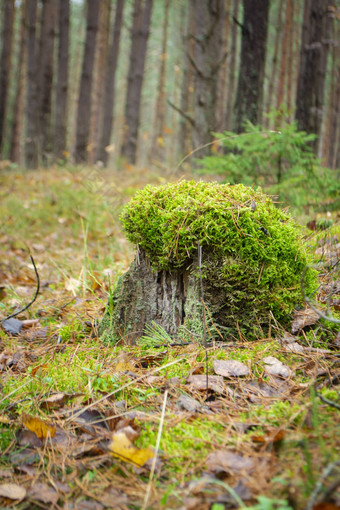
121,181,317,331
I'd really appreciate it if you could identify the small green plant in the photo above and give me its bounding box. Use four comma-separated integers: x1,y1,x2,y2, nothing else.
138,321,172,348
247,496,293,510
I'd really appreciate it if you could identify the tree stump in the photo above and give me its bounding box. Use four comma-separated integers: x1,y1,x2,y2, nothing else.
100,181,317,344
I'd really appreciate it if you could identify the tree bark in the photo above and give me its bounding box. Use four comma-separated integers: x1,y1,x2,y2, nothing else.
121,0,153,164
89,0,111,165
233,0,269,132
25,0,39,168
295,0,331,152
264,0,284,127
54,0,70,160
10,0,27,164
178,0,195,158
150,0,170,163
99,248,202,344
216,0,231,133
97,0,124,165
224,0,240,130
192,0,225,158
0,0,15,157
38,0,57,164
74,0,100,163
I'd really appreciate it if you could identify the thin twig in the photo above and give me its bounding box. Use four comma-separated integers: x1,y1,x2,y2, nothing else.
306,460,340,510
2,255,40,322
142,389,168,510
198,241,209,400
317,392,340,410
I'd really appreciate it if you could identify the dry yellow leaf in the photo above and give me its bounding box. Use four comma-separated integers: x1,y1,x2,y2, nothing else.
109,431,154,467
22,414,56,439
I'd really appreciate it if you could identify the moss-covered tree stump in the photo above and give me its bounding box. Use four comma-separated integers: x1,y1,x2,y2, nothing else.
100,181,316,343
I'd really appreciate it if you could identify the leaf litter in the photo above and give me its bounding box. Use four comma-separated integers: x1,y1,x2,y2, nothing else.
0,169,339,509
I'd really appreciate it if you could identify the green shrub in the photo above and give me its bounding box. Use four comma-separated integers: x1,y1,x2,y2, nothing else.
197,111,340,212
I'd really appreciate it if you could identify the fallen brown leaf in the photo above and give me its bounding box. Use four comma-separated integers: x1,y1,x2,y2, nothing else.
22,414,56,439
0,483,26,500
213,359,250,377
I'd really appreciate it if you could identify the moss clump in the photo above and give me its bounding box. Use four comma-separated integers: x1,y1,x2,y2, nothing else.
120,181,317,333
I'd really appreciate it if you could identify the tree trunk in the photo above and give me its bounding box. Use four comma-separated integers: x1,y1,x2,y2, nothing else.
216,0,231,133
38,0,57,164
295,0,331,152
0,0,15,157
74,0,100,163
54,0,70,160
264,0,284,127
10,0,27,164
97,0,124,166
150,0,170,163
89,0,111,165
178,0,195,158
233,0,269,132
25,0,39,168
120,0,153,164
100,248,202,345
276,1,290,109
192,0,224,158
224,0,240,130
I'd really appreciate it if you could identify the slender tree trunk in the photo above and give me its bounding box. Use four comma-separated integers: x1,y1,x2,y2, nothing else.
89,0,111,165
295,0,331,152
55,0,70,160
38,0,57,164
264,0,283,127
25,0,39,168
121,0,153,164
216,0,231,132
178,0,195,158
10,0,27,164
0,0,15,157
233,0,269,132
225,0,240,130
150,0,170,163
192,0,225,157
97,0,124,166
276,1,290,108
286,0,294,116
74,0,100,163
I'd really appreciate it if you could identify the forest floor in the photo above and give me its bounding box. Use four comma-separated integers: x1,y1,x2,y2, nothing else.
0,166,339,510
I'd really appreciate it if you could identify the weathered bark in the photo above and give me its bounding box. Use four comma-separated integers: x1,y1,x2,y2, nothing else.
224,0,240,130
192,0,225,157
216,0,231,132
89,0,111,165
233,0,269,132
295,0,331,152
38,0,58,163
55,0,70,160
264,0,284,126
150,0,170,163
276,0,291,109
10,0,27,164
100,249,202,344
97,0,124,165
25,0,39,168
0,0,15,156
178,0,195,158
74,0,100,163
121,0,153,164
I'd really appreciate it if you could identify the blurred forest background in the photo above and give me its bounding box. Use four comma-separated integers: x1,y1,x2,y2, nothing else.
0,0,339,196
